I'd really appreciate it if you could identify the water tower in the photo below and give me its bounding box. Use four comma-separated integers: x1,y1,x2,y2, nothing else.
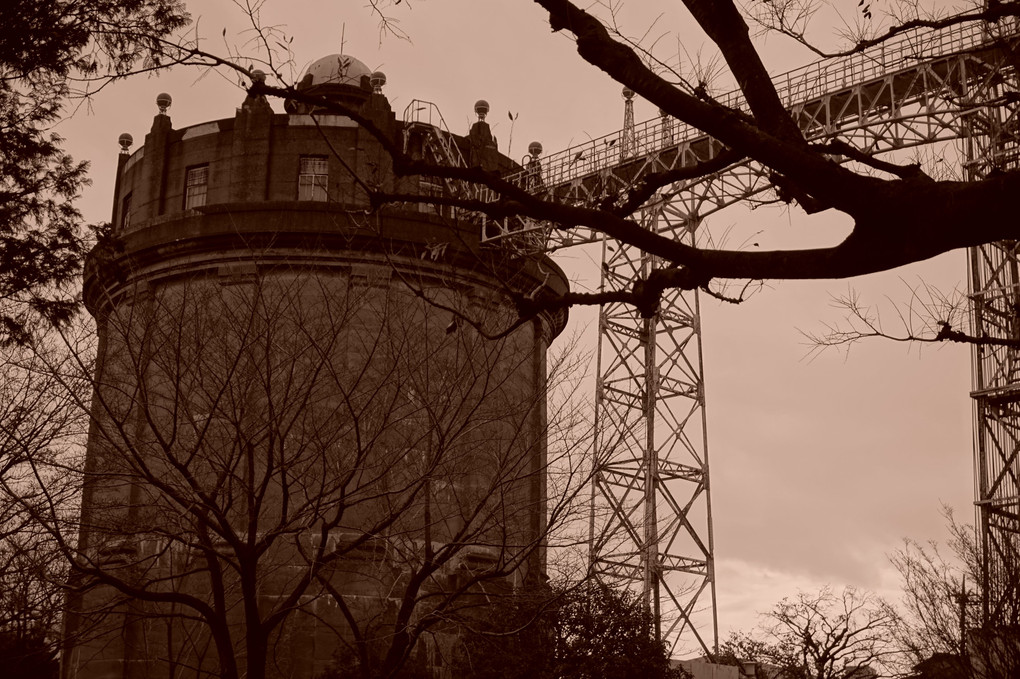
64,54,567,678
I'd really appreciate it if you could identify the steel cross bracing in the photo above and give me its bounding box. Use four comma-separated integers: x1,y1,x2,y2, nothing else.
961,20,1020,629
590,203,716,654
403,15,1020,655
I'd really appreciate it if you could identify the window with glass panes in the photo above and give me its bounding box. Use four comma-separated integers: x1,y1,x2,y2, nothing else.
419,176,445,215
184,165,208,209
298,157,328,201
121,193,132,229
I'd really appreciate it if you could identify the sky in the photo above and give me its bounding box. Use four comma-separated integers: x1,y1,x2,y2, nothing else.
57,0,977,648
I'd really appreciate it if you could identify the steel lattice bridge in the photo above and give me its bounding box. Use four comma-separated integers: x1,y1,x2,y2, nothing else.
404,15,1020,655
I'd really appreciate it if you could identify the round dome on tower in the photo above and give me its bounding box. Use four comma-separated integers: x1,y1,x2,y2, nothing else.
286,53,377,113
302,54,372,89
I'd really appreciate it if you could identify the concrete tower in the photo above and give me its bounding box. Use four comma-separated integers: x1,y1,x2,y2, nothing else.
65,55,567,679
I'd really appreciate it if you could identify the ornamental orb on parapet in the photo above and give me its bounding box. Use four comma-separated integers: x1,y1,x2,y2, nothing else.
156,92,172,114
474,99,490,120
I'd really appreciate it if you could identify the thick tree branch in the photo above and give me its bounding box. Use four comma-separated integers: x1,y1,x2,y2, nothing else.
679,0,804,141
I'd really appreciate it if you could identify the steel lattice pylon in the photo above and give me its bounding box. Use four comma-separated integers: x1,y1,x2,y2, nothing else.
413,13,1020,656
961,20,1020,628
590,199,716,654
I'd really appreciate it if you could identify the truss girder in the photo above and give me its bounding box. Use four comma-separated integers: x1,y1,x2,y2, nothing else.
484,31,1020,253
963,37,1020,628
507,20,1006,194
590,202,716,656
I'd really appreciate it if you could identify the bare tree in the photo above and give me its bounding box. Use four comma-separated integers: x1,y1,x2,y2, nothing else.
892,510,1020,679
12,265,586,679
720,586,903,679
0,327,91,675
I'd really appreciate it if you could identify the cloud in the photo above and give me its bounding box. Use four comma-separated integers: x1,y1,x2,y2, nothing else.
715,556,905,639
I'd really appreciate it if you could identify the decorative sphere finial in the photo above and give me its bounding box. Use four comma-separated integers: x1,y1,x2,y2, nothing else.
250,69,266,85
118,133,133,154
370,71,386,93
156,92,172,115
622,86,635,100
528,141,543,158
474,99,490,121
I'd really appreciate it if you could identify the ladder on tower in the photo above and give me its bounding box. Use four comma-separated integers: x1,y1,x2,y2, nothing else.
403,100,479,210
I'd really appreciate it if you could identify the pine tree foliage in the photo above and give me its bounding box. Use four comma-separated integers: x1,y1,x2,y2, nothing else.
0,0,190,343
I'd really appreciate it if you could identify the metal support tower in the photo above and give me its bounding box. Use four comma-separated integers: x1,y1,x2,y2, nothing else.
591,197,716,654
588,89,717,657
962,20,1020,628
621,87,638,160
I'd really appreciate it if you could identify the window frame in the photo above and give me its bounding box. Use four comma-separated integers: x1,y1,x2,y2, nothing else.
184,164,209,209
418,176,447,216
121,192,133,230
298,156,329,202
